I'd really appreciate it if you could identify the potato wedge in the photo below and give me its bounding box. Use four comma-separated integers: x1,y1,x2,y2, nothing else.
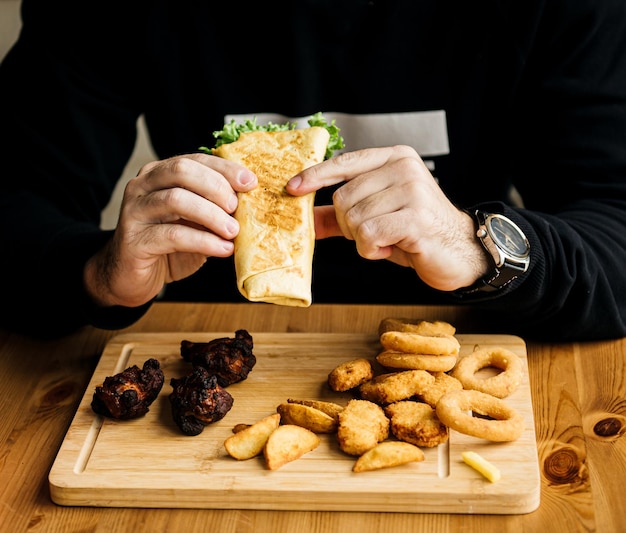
353,441,425,473
224,413,281,460
287,398,344,421
264,424,321,470
277,402,338,433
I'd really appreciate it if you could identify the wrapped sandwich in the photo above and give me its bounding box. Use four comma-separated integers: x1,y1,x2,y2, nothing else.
201,113,344,307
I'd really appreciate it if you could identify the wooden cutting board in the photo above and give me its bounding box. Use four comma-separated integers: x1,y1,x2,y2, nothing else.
49,332,540,514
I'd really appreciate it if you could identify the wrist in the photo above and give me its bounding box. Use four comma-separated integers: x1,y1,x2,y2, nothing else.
454,209,531,296
83,246,120,308
459,210,493,288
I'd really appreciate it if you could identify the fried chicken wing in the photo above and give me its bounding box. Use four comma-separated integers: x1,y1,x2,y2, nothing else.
91,358,165,419
180,329,256,387
169,367,234,436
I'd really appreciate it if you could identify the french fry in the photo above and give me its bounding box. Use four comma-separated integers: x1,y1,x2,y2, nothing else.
353,441,425,472
461,451,501,482
277,402,338,433
224,413,280,460
264,424,321,470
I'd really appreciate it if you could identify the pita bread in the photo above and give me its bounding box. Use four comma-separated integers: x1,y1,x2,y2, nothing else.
213,127,330,306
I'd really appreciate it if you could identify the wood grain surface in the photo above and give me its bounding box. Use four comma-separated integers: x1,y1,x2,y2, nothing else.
49,330,539,514
3,303,626,532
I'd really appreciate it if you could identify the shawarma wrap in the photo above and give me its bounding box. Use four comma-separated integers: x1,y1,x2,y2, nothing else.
206,113,343,307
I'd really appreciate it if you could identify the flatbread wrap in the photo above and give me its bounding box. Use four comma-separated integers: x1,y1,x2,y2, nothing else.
205,114,343,306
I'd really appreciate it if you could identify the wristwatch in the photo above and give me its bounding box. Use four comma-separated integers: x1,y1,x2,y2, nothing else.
457,209,530,294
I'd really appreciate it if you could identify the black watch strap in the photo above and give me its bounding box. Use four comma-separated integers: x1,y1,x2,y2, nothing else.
454,209,530,297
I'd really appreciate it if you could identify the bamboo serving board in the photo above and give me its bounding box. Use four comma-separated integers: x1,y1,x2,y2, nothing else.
49,332,540,514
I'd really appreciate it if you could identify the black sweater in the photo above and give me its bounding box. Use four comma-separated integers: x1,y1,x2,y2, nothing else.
2,0,626,341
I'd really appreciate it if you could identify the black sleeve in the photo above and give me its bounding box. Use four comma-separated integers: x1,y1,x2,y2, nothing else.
448,0,626,342
0,0,152,338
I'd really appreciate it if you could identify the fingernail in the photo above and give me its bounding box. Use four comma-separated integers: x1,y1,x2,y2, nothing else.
228,193,238,211
288,176,302,189
226,216,238,235
239,170,255,186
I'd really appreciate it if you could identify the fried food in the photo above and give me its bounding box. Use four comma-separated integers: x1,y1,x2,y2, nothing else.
276,402,338,433
462,450,501,482
384,401,448,448
379,331,460,356
337,399,390,456
450,347,523,398
358,370,435,405
287,398,344,421
376,351,458,372
91,358,165,420
180,329,256,387
378,317,456,337
417,371,464,407
264,424,321,470
328,357,374,392
353,441,425,472
224,413,281,460
435,389,525,442
169,367,234,436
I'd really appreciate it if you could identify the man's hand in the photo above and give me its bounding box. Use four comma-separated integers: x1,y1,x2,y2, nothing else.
286,145,489,292
84,153,257,308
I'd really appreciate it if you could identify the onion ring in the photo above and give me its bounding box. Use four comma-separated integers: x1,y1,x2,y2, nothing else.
376,351,457,372
378,317,456,337
435,389,525,442
450,347,523,398
379,331,460,356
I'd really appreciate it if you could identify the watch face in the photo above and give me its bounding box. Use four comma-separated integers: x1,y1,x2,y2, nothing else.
487,215,530,257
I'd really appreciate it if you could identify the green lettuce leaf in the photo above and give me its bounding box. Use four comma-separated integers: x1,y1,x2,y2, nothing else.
199,112,345,159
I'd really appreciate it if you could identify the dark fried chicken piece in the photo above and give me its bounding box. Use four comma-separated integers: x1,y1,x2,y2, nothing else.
91,358,165,419
169,367,234,436
180,329,256,387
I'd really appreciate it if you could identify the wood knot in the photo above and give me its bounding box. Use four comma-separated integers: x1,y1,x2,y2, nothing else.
543,445,587,486
593,417,624,438
41,381,80,408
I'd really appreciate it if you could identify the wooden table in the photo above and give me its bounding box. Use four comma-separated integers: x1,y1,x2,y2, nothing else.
1,302,624,533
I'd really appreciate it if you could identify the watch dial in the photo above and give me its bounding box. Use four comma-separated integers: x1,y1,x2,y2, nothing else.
489,216,529,256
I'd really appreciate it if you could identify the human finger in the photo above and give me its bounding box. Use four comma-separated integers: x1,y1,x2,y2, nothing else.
135,154,257,214
122,218,236,261
329,155,429,243
313,205,343,239
125,184,240,242
286,145,421,195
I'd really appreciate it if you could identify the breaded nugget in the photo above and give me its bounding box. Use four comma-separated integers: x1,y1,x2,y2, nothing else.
337,399,390,456
417,371,464,407
358,370,435,405
328,358,374,392
384,401,449,448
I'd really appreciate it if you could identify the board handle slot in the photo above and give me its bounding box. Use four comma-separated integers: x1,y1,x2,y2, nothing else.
73,342,136,474
438,439,450,478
